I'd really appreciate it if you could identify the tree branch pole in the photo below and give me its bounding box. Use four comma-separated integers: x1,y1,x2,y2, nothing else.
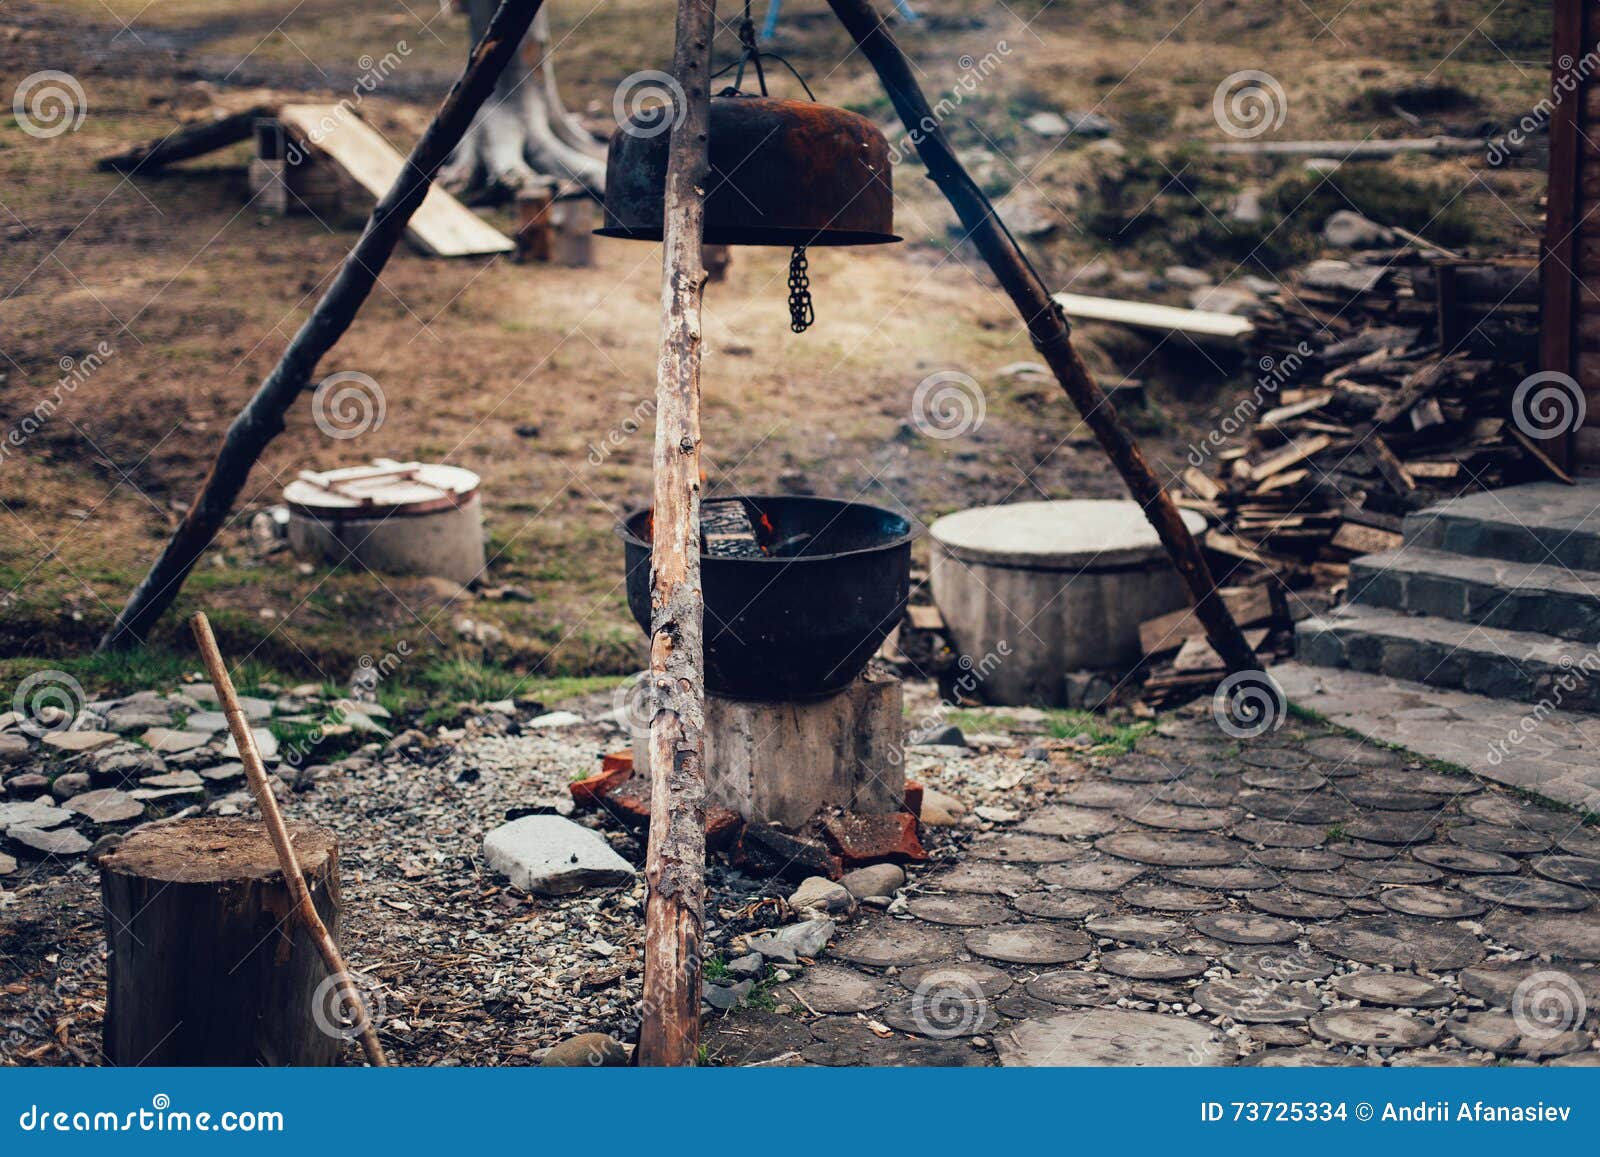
637,0,717,1068
824,0,1260,676
99,0,548,651
190,612,388,1067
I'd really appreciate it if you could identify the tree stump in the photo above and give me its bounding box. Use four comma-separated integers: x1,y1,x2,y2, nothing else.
99,816,344,1066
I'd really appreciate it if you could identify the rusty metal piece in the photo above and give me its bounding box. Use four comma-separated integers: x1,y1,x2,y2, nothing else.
599,94,899,246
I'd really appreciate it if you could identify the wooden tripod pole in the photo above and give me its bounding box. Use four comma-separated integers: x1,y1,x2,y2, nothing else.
824,0,1260,677
636,0,717,1068
100,0,548,651
190,613,389,1067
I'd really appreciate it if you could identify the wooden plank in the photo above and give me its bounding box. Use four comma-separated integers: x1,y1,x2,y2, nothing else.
1508,426,1578,484
277,104,513,257
1209,136,1486,158
1248,433,1332,481
1171,627,1271,673
1329,522,1404,555
1258,392,1332,428
1365,433,1417,494
1139,586,1276,656
1052,291,1254,340
1181,467,1222,501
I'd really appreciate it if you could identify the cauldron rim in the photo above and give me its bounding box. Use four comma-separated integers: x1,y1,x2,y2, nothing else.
614,494,922,562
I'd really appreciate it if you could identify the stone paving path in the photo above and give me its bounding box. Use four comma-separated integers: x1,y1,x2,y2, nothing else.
711,714,1600,1067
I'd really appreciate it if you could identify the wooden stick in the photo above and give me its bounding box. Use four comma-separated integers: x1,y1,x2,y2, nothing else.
189,612,389,1067
636,0,716,1069
824,0,1260,677
100,0,547,651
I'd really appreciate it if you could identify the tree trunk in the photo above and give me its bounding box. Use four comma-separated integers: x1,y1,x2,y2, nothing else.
440,2,606,196
822,0,1260,680
636,0,716,1069
100,817,345,1066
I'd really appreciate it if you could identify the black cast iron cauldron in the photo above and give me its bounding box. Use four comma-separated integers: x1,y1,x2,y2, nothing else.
619,496,918,699
598,95,899,247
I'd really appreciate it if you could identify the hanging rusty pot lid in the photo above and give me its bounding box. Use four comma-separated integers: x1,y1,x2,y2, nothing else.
598,94,899,247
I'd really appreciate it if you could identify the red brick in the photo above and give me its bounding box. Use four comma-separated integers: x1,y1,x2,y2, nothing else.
569,755,634,810
820,811,927,867
903,780,924,816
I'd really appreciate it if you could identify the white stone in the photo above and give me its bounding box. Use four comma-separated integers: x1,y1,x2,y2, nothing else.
42,730,119,753
483,815,635,896
142,728,213,754
746,918,835,964
220,727,279,762
528,710,585,728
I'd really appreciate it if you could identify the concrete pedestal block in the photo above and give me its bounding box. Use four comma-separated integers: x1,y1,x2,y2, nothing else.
634,668,904,830
929,500,1207,706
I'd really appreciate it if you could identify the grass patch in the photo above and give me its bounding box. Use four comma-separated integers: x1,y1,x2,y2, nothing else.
945,707,1152,753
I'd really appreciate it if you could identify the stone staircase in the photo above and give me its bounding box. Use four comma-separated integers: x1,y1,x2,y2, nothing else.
1295,481,1600,711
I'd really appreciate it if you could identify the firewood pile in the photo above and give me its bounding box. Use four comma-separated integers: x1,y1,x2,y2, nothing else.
1142,250,1547,705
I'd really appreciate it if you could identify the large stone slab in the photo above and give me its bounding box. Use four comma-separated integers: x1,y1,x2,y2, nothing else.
482,816,636,896
997,1009,1235,1067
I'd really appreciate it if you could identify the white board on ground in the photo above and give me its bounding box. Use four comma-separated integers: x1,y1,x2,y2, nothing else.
1052,291,1254,341
277,105,513,257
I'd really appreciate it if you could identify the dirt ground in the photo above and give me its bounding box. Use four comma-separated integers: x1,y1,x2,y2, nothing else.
0,0,1551,698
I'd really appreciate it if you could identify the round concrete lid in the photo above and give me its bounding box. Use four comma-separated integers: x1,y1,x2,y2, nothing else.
929,500,1208,569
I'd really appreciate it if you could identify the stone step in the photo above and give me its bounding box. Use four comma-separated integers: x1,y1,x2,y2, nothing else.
1349,547,1600,643
1403,480,1600,572
1294,604,1600,712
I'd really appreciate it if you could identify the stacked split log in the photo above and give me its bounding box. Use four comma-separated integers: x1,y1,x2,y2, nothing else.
1141,251,1546,705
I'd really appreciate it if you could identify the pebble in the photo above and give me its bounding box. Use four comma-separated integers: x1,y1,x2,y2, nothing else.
746,918,835,964
839,863,905,901
540,1033,629,1067
789,875,855,915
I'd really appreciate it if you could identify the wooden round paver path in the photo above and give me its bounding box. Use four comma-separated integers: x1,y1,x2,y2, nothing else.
727,716,1600,1067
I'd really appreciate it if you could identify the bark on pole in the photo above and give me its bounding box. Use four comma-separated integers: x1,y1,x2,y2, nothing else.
99,0,547,651
823,0,1260,677
637,0,717,1068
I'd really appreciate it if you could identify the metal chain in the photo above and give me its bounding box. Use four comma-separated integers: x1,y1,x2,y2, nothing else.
787,246,814,333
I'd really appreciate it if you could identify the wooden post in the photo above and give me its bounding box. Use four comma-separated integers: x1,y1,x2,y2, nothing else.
100,0,548,650
823,0,1259,677
100,817,344,1066
637,0,716,1068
